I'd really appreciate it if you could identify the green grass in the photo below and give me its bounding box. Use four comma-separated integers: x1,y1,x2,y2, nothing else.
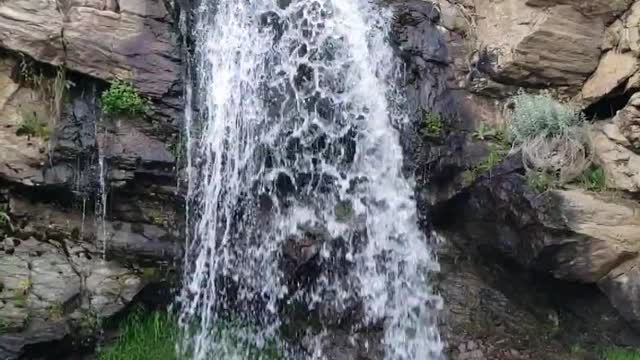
603,348,640,360
97,308,284,360
97,309,178,360
101,81,149,116
16,110,49,139
579,166,606,192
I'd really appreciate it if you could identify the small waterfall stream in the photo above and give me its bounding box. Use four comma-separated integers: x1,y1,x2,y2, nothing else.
179,1,442,358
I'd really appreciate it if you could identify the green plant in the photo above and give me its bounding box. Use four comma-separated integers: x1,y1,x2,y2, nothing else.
579,166,606,192
100,81,149,116
461,146,506,186
98,308,283,360
0,210,10,229
526,171,557,193
421,111,443,137
97,308,178,360
16,110,49,139
603,347,640,360
509,91,585,143
473,123,507,145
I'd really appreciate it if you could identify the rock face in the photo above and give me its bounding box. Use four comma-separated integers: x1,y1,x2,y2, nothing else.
0,0,182,357
0,0,181,115
591,94,640,192
474,0,604,87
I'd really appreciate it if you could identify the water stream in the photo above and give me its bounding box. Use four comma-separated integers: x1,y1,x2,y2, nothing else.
179,1,442,358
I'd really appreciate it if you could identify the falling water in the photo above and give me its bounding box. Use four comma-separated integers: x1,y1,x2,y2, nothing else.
179,0,442,359
94,119,108,260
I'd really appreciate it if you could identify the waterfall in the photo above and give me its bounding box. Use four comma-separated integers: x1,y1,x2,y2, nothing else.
179,0,442,359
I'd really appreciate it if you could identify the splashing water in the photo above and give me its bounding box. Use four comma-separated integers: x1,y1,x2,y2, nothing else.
179,0,443,359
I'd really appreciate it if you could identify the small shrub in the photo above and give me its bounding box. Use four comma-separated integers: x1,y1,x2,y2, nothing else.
16,111,49,139
101,81,148,116
473,123,508,147
526,171,557,193
421,111,443,137
509,91,585,143
579,166,606,192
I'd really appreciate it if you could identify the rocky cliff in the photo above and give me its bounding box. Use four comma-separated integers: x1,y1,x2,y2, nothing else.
0,0,639,359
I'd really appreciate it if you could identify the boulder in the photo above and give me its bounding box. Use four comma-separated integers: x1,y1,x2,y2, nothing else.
525,0,633,24
0,236,145,359
474,1,604,87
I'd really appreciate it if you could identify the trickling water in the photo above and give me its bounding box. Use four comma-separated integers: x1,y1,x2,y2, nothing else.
94,119,108,260
179,1,442,359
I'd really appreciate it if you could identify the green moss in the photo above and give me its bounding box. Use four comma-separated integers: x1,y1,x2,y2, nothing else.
101,81,149,116
421,111,443,137
16,110,49,139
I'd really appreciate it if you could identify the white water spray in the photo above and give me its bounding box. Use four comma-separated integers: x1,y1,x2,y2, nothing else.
179,1,442,358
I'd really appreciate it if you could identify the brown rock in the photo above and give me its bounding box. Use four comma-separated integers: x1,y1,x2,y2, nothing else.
0,57,49,185
475,1,604,87
591,121,640,192
580,52,638,104
535,190,640,282
525,0,633,24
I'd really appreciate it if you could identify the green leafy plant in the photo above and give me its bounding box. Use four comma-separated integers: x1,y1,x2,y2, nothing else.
100,81,149,116
0,210,10,229
526,171,557,193
48,304,64,320
472,122,507,144
421,111,443,137
579,166,606,192
16,110,49,139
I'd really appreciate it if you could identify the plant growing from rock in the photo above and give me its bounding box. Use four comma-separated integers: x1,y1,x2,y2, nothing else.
509,91,591,186
578,165,606,192
16,110,49,139
421,111,443,137
100,80,149,116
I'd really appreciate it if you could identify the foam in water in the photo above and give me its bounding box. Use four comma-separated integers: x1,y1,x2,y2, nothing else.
179,0,443,358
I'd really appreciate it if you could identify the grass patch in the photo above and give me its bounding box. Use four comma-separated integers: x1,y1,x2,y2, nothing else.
101,81,149,116
98,308,284,360
16,110,49,139
603,347,640,360
579,165,606,192
421,111,443,137
97,309,178,360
